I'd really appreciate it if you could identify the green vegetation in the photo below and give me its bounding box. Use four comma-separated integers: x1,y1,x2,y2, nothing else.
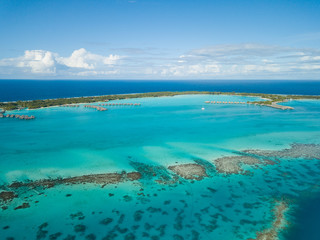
0,91,319,111
244,93,320,106
0,91,211,111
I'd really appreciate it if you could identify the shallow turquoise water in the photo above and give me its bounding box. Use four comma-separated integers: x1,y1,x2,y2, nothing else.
1,94,320,239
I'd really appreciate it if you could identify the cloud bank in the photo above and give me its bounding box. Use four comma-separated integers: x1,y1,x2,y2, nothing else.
0,44,319,79
0,48,121,77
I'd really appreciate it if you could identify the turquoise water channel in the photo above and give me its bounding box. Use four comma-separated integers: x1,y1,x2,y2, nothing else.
1,94,320,240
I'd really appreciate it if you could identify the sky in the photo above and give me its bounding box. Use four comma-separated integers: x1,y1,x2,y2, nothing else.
0,0,320,80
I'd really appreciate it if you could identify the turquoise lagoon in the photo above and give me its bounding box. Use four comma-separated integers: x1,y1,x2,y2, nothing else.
1,94,320,240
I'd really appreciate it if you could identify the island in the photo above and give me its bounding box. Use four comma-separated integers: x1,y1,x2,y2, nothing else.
1,91,320,111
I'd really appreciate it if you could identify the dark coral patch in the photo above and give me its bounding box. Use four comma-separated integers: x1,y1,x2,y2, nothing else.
14,202,30,210
100,218,113,225
0,191,17,203
49,232,62,240
85,234,96,240
133,210,144,222
74,224,86,233
37,222,48,240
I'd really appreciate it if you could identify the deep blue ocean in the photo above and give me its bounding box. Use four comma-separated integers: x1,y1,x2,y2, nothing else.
0,80,319,102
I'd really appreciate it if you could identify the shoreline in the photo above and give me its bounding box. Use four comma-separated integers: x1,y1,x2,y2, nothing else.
1,90,320,111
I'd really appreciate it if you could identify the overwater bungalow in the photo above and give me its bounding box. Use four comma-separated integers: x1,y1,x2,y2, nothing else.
84,104,107,111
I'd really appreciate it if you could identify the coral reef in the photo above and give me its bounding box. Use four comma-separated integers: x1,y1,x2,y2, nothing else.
248,201,289,240
213,155,261,174
8,171,141,190
244,143,320,160
168,164,208,180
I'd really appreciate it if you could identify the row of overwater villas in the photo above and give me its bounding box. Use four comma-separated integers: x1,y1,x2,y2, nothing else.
0,113,35,120
83,105,107,111
60,104,106,111
60,103,141,108
60,104,80,107
98,103,141,106
205,101,247,104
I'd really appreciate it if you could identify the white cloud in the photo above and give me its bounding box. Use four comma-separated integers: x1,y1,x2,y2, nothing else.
57,48,120,69
0,50,56,74
163,64,220,76
296,65,320,70
75,70,119,76
158,44,320,78
0,48,121,76
300,55,320,61
241,64,282,73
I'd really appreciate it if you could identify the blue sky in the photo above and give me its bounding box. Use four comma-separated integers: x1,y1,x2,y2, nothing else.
0,0,320,79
